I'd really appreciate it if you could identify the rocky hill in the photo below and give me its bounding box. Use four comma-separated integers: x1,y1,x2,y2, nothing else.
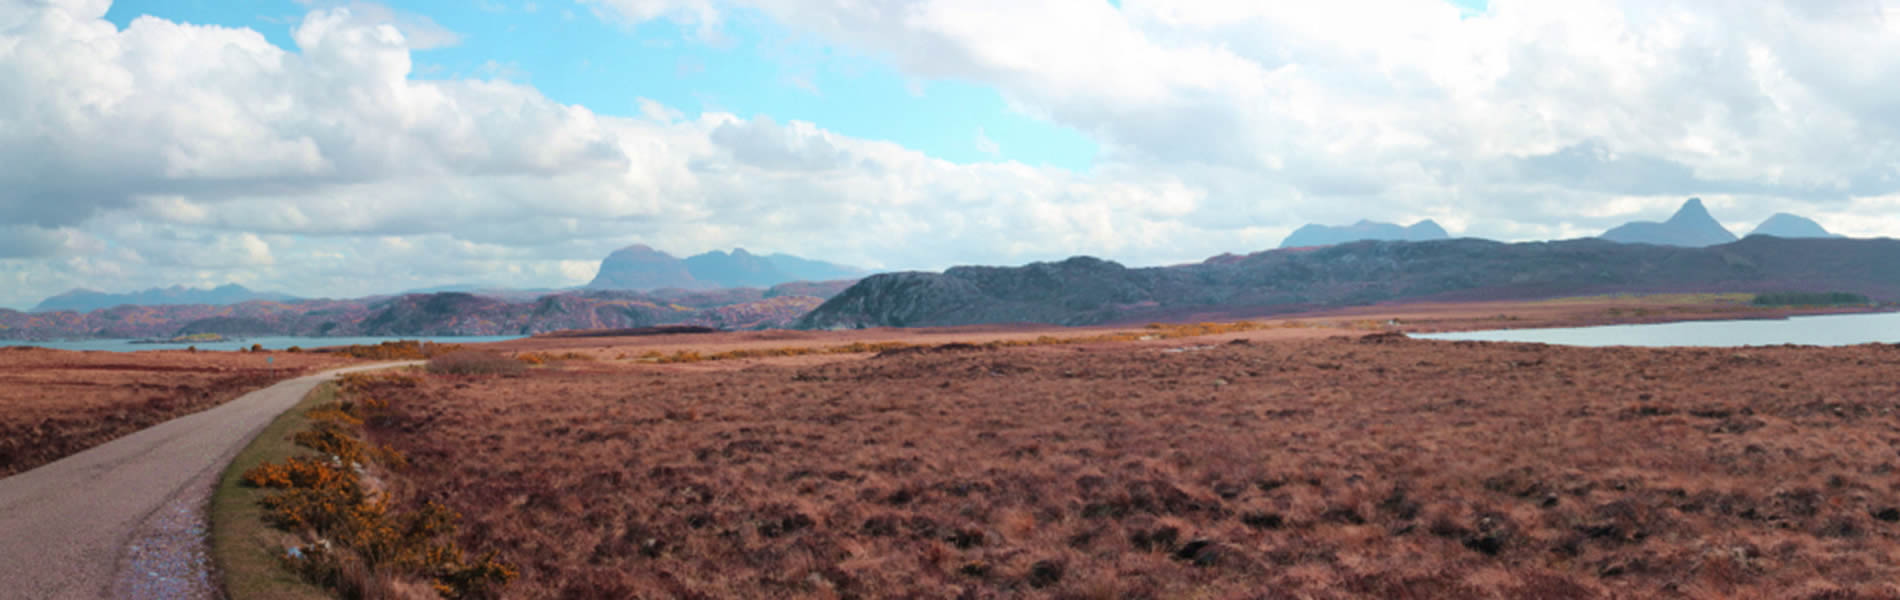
1599,198,1738,247
31,284,298,313
0,284,855,341
1748,213,1839,239
798,236,1900,329
586,245,864,291
1279,219,1448,248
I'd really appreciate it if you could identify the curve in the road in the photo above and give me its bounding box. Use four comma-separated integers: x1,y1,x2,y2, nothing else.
0,362,419,600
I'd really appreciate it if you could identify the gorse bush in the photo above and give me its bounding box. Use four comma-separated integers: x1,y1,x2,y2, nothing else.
239,377,515,598
334,340,465,360
515,351,594,365
243,456,352,490
426,351,526,376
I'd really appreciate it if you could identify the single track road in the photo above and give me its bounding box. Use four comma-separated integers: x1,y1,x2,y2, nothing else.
0,362,420,599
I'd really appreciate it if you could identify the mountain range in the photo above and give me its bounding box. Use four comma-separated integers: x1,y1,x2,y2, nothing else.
798,236,1900,329
1595,198,1838,246
1279,219,1449,248
0,280,859,341
1274,199,1838,250
13,206,1866,338
31,284,298,314
587,246,864,290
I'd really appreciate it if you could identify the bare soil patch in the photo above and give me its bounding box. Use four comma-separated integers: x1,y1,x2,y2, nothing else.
361,336,1900,598
0,348,354,477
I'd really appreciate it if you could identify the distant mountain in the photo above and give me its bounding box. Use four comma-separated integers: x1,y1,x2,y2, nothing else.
587,245,864,291
31,284,297,313
1599,198,1738,247
683,249,785,289
1279,219,1448,248
763,252,864,282
587,245,703,290
798,236,1900,329
1748,213,1840,239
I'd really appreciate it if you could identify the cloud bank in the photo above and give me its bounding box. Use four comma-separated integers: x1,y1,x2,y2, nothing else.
5,0,1900,308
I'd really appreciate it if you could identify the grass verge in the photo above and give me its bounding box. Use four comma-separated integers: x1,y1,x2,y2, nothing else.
209,381,335,600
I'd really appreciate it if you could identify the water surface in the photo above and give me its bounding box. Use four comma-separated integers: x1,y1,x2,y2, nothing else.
1417,311,1900,347
5,335,524,353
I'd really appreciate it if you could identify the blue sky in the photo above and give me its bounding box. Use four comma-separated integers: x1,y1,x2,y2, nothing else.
7,0,1899,308
103,0,1101,170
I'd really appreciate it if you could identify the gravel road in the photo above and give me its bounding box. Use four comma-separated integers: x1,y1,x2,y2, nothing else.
0,362,418,599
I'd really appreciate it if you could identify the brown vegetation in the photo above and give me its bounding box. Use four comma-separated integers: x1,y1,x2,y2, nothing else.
356,335,1900,598
0,347,352,477
324,340,465,361
240,373,516,598
426,351,526,377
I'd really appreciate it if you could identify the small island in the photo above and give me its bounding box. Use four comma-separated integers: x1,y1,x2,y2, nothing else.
129,332,228,345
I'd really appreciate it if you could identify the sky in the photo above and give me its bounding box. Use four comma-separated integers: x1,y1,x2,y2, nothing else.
4,0,1900,308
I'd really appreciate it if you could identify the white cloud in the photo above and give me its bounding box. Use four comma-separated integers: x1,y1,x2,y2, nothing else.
11,0,1900,309
0,0,1248,308
587,0,1900,232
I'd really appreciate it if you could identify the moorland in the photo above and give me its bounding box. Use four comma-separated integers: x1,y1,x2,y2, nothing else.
0,347,354,477
345,329,1900,598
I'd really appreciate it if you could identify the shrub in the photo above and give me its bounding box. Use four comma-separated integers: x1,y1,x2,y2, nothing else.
427,351,526,376
1753,291,1871,307
335,340,465,360
249,376,515,598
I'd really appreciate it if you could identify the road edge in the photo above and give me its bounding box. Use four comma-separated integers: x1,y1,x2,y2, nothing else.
206,362,422,599
206,380,336,600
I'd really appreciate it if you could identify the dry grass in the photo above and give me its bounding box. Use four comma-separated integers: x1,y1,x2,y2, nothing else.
426,351,526,377
352,336,1900,598
632,321,1306,364
328,340,466,361
211,382,338,600
0,347,353,477
239,372,517,599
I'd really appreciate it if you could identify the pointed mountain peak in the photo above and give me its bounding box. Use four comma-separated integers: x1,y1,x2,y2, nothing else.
1600,197,1737,247
1667,197,1712,223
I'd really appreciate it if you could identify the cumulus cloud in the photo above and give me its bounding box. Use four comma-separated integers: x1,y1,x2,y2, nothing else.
0,0,1239,308
590,0,1900,232
11,0,1900,309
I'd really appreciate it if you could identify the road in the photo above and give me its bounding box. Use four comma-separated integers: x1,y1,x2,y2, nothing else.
0,362,419,599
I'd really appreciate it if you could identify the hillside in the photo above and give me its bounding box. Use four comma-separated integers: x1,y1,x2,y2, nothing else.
798,236,1900,329
0,284,856,341
31,284,298,313
1749,213,1839,239
586,245,864,291
1598,198,1738,247
1278,219,1448,248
